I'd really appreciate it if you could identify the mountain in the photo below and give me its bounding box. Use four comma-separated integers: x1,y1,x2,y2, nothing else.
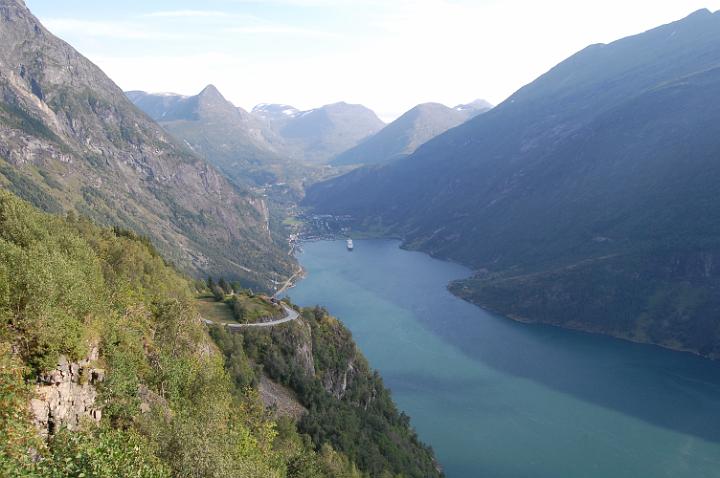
453,98,493,116
123,90,189,120
252,102,301,126
253,102,385,163
332,101,491,166
0,0,293,288
305,9,720,358
129,90,382,182
127,86,301,187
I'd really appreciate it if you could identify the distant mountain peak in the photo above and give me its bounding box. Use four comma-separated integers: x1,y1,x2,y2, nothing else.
252,103,300,118
331,100,484,167
157,91,188,98
198,84,225,100
250,101,384,163
323,101,364,112
454,99,493,114
403,102,455,120
689,8,712,17
414,102,448,110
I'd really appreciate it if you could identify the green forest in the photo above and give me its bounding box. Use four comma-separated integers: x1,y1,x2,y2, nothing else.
0,191,440,478
211,304,442,478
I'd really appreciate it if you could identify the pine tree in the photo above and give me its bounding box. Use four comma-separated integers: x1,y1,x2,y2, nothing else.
218,278,230,294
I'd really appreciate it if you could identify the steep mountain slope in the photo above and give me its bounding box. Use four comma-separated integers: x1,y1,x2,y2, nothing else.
0,190,441,478
253,102,385,163
305,9,720,357
0,0,293,289
332,101,491,166
211,303,443,478
127,87,304,187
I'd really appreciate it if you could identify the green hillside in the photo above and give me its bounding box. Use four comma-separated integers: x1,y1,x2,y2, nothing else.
0,190,441,478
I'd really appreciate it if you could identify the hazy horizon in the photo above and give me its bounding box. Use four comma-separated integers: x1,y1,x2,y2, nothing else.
25,0,720,121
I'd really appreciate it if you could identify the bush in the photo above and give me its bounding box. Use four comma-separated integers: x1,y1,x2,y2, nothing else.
212,285,226,302
44,427,170,478
0,344,44,478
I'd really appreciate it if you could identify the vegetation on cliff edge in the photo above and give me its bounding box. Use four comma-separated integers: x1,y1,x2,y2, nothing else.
0,191,438,477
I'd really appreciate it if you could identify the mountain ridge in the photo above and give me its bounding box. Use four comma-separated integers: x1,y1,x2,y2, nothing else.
304,8,720,358
252,100,386,163
454,98,493,114
131,90,386,169
127,86,300,188
0,0,293,289
331,100,491,166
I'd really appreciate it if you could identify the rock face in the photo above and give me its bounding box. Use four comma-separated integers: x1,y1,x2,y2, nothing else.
286,317,358,400
258,374,307,420
293,320,316,378
0,0,293,288
321,360,356,400
30,349,105,437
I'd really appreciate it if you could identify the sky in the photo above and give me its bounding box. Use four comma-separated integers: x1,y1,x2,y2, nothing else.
24,0,720,121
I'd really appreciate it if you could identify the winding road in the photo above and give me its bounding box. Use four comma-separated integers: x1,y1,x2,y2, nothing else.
274,267,303,297
203,303,299,329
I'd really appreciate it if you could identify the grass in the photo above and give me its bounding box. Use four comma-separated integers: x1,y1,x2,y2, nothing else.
195,296,236,324
233,294,282,323
195,293,281,324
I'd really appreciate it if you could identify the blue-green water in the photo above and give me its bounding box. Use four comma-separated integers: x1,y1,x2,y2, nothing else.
286,239,720,478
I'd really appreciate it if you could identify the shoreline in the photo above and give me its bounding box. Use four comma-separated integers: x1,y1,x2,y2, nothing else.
298,234,720,363
274,266,306,297
455,293,719,362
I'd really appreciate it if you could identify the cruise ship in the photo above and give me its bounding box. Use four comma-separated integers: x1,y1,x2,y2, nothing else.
346,239,354,251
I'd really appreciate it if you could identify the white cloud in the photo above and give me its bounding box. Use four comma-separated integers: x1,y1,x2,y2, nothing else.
224,0,387,6
224,25,335,36
42,18,180,40
45,0,720,121
143,10,234,18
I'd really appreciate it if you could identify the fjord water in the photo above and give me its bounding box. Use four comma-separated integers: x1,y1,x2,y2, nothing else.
288,240,720,478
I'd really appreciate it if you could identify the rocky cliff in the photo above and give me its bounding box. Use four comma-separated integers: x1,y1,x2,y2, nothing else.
210,303,443,478
0,0,293,288
29,348,104,437
321,359,356,400
293,320,317,378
